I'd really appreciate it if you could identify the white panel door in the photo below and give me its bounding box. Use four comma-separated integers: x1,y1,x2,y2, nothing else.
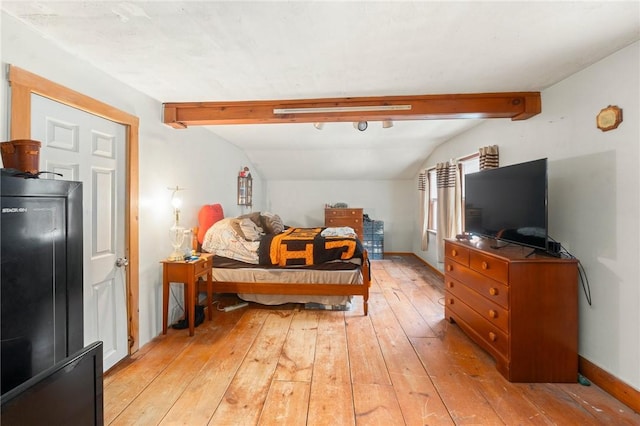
31,94,128,371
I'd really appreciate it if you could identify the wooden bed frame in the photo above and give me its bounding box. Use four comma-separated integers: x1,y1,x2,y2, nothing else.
193,227,371,315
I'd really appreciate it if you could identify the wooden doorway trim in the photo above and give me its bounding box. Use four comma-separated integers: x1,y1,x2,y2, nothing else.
8,65,141,354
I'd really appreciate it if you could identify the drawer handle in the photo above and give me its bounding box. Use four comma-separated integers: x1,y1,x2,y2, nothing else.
447,281,454,288
489,309,497,318
451,249,458,257
489,287,498,296
489,332,497,342
448,298,454,305
446,264,453,272
482,261,489,270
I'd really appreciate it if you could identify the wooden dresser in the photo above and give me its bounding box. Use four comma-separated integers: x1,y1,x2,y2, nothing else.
324,208,363,238
444,238,578,382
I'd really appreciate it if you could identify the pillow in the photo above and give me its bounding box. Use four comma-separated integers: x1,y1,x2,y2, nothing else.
229,218,243,239
261,212,284,234
229,218,264,241
201,218,259,264
238,218,264,241
238,211,262,227
197,204,224,244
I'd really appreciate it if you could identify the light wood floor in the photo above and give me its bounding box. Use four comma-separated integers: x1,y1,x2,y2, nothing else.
104,255,639,425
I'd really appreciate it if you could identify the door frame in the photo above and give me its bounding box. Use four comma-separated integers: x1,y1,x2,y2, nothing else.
8,65,141,354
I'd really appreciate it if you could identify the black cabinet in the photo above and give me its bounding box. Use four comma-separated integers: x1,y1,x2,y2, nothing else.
1,175,84,394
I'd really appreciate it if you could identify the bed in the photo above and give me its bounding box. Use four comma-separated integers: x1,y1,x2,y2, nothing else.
193,207,371,315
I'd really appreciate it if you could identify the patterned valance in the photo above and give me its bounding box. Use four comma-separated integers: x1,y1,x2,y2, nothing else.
436,161,458,188
418,171,427,191
479,145,499,170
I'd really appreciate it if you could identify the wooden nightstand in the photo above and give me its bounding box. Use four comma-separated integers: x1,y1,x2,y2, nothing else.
160,253,213,336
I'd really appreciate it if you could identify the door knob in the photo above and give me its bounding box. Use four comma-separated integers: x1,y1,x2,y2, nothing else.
116,257,129,267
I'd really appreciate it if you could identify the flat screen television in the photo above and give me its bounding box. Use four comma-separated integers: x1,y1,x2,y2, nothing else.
464,158,548,251
0,341,103,426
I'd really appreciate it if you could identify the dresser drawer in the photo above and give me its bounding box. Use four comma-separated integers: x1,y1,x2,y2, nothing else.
445,276,508,333
325,208,362,218
325,218,363,237
444,241,470,266
325,217,362,227
446,294,509,359
194,255,212,276
470,251,509,284
445,262,509,309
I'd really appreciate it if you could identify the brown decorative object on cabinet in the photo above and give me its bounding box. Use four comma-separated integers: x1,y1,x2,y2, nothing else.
1,139,41,174
161,253,213,336
324,207,363,238
444,238,578,382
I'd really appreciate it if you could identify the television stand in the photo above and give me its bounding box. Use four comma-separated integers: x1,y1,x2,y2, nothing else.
444,238,578,382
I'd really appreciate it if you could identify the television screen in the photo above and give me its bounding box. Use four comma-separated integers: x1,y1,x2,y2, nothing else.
464,158,548,250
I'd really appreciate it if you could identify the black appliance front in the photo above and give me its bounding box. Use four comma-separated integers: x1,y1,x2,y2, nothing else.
1,175,83,395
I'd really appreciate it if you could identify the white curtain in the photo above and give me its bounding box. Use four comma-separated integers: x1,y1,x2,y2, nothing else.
418,170,429,250
436,160,462,262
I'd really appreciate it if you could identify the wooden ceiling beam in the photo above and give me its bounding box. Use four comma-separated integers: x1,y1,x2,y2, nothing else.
162,92,540,128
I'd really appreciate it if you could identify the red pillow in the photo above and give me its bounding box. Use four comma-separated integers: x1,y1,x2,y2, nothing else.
197,204,224,244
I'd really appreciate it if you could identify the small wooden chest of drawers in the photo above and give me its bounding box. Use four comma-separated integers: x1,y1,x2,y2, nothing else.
324,208,363,238
444,238,578,382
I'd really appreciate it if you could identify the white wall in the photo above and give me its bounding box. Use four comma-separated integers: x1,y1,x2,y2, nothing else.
414,42,640,391
1,13,262,347
266,179,413,252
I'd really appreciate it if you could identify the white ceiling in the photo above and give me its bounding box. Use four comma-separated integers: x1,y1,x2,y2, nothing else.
2,1,639,180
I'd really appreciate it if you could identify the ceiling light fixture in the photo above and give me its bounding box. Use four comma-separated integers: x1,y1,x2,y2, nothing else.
273,104,412,114
313,122,324,130
353,121,368,131
382,120,394,128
